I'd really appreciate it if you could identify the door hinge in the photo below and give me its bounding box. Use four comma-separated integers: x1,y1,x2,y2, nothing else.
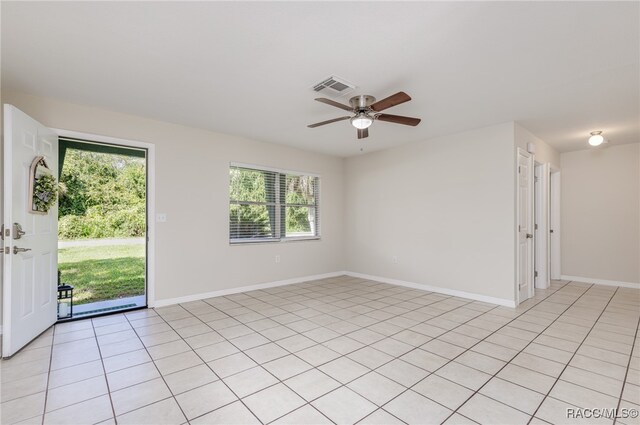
534,176,539,183
518,225,521,232
534,271,538,278
518,166,521,173
535,224,538,230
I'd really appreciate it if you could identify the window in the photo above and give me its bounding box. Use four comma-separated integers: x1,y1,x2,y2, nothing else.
229,164,320,243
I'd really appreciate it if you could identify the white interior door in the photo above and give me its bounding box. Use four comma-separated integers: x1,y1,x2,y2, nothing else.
549,170,561,280
534,163,550,289
517,149,534,303
2,105,58,358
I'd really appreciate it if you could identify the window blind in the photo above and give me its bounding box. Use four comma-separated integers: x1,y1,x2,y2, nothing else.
229,165,320,243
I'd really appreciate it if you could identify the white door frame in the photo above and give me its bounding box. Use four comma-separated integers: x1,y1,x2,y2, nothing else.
54,129,156,307
549,167,561,280
516,148,535,305
534,162,550,289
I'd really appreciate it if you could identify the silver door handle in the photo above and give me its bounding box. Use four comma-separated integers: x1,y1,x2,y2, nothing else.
526,233,533,239
13,223,26,240
13,246,32,254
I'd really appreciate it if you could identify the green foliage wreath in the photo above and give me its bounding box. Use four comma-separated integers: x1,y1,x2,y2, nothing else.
33,174,58,212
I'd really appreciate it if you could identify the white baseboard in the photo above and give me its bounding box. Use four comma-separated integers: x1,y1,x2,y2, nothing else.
153,270,517,309
152,271,347,308
345,271,517,308
561,275,640,289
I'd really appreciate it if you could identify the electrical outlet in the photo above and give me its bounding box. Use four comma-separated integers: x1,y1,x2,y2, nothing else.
275,255,281,263
156,213,167,222
392,256,398,264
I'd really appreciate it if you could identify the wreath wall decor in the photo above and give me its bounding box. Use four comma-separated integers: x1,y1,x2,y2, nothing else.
28,155,57,214
33,174,58,213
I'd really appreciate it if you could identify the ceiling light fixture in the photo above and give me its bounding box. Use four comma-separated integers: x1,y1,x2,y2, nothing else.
588,131,604,146
350,112,373,130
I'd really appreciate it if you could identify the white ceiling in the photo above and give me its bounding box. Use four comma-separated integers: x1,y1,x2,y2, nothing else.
2,2,638,157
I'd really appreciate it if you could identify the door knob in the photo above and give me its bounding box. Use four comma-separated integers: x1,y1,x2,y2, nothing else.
13,223,26,240
526,233,533,239
13,246,32,254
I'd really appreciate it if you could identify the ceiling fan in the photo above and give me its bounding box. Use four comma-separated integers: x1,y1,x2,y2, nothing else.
307,91,421,139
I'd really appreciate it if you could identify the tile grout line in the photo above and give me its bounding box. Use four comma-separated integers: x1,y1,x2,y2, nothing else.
21,282,551,398
161,279,577,424
201,279,631,424
88,319,178,420
440,281,597,424
209,281,483,398
163,279,475,424
40,327,56,425
612,301,640,425
357,281,578,422
354,281,595,422
150,309,273,425
253,290,485,424
15,278,636,425
167,299,483,425
528,285,621,423
129,310,308,421
90,316,119,424
119,312,192,423
465,286,631,413
465,308,638,390
187,279,563,423
513,296,638,362
34,321,121,421
545,290,639,393
5,278,556,420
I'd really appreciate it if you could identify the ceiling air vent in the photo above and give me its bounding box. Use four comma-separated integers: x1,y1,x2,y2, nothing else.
312,76,356,98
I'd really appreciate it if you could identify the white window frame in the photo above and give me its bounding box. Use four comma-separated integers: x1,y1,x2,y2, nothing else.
229,162,321,244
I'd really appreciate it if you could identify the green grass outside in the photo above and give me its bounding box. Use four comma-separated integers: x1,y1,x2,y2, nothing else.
58,244,145,305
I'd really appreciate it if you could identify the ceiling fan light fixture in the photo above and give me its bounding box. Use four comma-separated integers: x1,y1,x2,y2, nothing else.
351,113,373,130
588,131,604,146
308,91,419,139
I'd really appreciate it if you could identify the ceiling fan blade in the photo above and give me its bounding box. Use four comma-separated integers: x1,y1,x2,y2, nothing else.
370,92,412,112
376,113,421,126
315,98,353,112
307,116,351,128
357,128,369,139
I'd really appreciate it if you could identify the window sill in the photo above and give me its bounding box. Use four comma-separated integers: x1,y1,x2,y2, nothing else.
230,237,321,246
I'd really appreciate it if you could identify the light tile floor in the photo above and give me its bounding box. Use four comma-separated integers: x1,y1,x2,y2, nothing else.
1,276,639,425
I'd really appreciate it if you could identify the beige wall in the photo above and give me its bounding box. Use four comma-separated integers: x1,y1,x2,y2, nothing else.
1,91,346,308
8,87,634,322
345,122,518,303
561,143,640,285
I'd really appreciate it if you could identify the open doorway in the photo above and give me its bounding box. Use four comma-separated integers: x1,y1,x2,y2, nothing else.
57,137,147,320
